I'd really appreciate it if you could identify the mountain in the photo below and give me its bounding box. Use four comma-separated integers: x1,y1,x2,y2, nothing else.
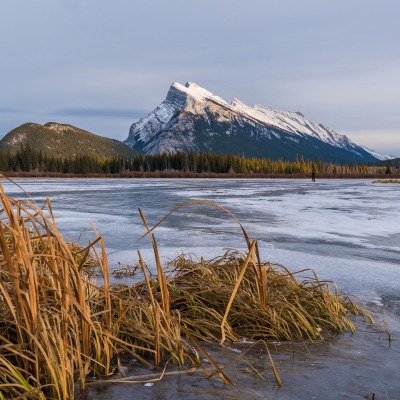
375,157,400,167
125,82,391,163
0,122,138,158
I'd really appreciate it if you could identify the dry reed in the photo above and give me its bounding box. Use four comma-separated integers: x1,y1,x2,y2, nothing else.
0,182,372,399
373,179,400,184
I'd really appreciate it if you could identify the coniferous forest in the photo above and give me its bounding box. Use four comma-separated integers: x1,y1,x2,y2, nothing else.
0,144,398,178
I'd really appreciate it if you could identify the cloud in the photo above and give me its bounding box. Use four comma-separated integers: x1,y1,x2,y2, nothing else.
0,107,26,114
52,107,148,120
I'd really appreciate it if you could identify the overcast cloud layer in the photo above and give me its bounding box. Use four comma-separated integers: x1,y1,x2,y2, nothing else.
1,0,399,156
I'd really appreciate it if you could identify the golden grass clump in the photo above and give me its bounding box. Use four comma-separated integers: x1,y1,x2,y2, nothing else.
373,179,400,184
165,251,363,343
0,185,371,399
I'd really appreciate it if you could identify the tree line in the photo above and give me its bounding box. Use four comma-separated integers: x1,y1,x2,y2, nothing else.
0,144,396,176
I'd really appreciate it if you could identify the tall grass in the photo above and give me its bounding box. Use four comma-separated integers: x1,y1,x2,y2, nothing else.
0,183,371,399
0,183,198,399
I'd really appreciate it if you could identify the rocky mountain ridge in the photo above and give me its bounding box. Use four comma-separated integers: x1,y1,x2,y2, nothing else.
125,82,391,163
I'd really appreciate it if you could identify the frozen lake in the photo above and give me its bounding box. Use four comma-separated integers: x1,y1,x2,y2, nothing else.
2,178,399,300
2,178,400,398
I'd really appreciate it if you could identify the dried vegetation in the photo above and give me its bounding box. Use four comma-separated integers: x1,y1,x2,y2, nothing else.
373,179,400,184
0,184,372,399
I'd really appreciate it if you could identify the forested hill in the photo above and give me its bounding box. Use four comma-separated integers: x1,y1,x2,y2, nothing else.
0,122,137,158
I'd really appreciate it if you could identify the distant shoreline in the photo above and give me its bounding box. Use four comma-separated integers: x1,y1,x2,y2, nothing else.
2,171,400,179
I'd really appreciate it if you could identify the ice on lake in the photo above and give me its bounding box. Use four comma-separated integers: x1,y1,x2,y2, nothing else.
3,178,399,299
2,178,400,398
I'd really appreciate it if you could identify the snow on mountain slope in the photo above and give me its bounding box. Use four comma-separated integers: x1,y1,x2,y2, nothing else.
125,82,391,162
357,145,392,161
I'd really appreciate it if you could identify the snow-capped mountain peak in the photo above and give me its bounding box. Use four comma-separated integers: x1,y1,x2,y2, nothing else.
125,82,391,162
166,82,230,108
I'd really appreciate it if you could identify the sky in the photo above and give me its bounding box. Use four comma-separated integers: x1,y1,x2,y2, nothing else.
1,0,399,156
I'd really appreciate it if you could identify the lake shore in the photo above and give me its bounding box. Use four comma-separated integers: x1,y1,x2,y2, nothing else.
2,170,400,179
